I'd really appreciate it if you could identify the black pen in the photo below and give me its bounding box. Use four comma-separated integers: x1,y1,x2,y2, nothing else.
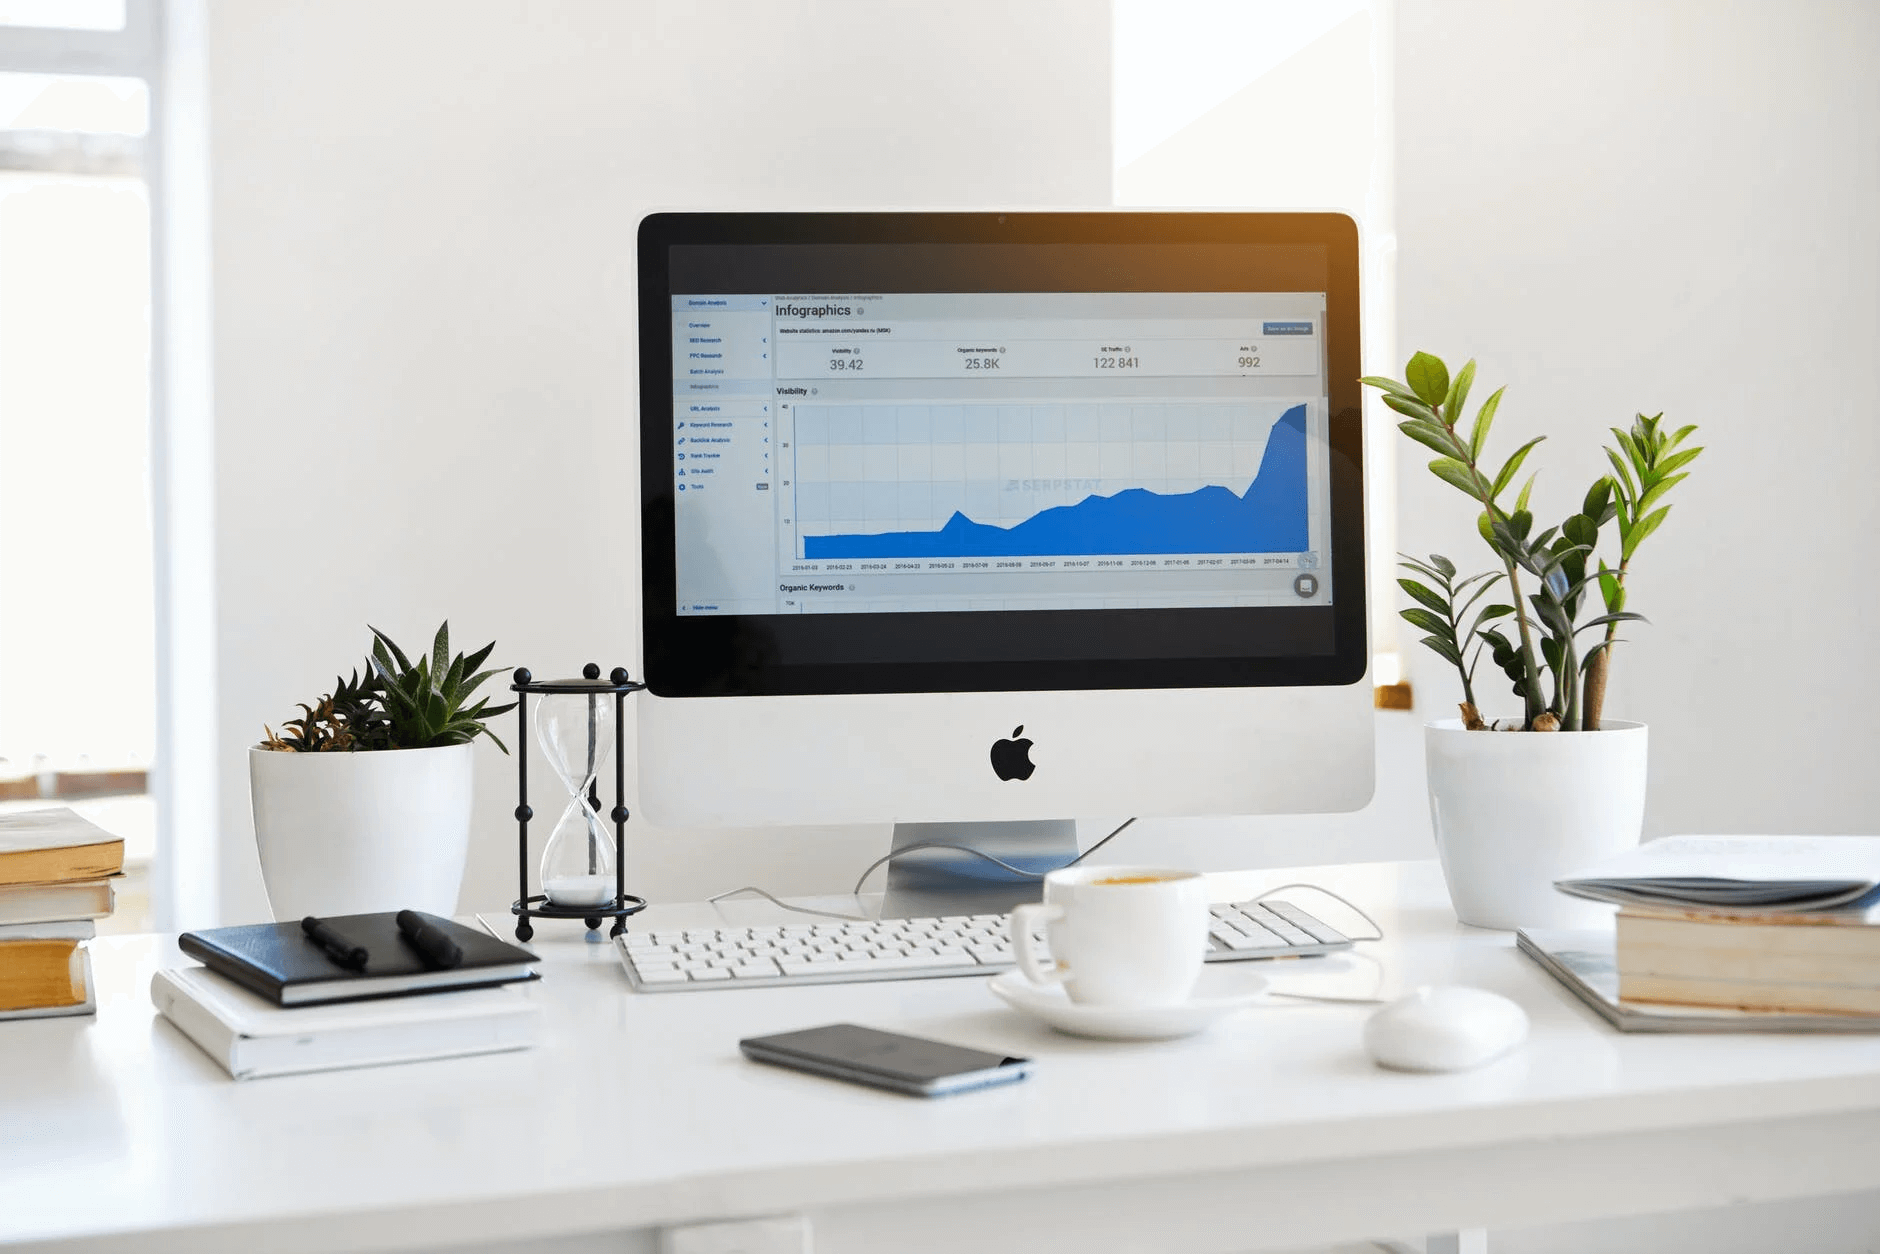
396,909,463,969
301,915,368,971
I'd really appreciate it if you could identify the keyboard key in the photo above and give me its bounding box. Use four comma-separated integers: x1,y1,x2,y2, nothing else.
688,967,732,982
734,960,780,979
636,969,690,985
1265,901,1348,944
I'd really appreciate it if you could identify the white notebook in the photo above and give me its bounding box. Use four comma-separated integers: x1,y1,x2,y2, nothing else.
152,965,540,1080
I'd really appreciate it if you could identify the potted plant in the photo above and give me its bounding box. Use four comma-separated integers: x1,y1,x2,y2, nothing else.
1364,353,1701,929
250,623,514,921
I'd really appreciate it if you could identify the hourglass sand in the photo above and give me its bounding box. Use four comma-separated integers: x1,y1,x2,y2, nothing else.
509,665,646,941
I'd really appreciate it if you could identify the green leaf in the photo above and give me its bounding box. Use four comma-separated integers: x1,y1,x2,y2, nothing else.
1634,470,1689,517
1419,635,1463,667
1490,436,1545,499
1604,446,1639,503
1513,472,1537,515
1582,477,1613,523
1654,446,1704,477
1401,606,1456,641
1622,504,1671,559
1477,510,1496,546
1613,426,1646,473
1381,392,1442,423
1398,578,1450,615
1562,512,1599,550
1360,374,1418,399
431,621,450,682
460,641,495,676
1445,359,1476,426
1575,611,1648,633
1405,351,1450,407
1665,423,1698,451
1467,385,1503,462
1428,457,1479,498
1430,553,1457,580
369,626,412,673
1399,419,1465,458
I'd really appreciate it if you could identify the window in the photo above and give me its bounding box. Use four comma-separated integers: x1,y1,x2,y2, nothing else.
0,3,159,930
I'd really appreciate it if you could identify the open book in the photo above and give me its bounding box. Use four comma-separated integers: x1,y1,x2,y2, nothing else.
1555,835,1880,914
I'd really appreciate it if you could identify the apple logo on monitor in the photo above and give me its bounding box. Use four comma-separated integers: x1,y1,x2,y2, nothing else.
990,725,1036,781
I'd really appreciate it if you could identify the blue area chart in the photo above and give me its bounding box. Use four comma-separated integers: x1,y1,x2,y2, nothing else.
804,404,1309,560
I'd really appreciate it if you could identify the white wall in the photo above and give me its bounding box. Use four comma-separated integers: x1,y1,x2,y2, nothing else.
1395,0,1880,836
206,0,1113,921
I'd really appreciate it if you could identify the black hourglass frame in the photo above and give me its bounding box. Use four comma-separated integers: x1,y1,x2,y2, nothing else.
509,664,648,941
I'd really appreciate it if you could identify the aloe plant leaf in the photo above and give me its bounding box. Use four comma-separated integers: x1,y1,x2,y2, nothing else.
431,622,450,681
461,641,495,676
369,626,412,673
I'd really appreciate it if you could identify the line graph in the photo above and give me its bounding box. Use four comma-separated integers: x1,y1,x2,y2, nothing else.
792,401,1309,559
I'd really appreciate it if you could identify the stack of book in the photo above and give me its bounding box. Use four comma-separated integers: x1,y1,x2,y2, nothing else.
1529,835,1880,1028
155,912,542,1079
0,808,123,1022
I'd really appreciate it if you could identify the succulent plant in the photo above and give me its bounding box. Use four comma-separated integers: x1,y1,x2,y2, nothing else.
367,622,516,752
261,669,388,752
260,624,514,752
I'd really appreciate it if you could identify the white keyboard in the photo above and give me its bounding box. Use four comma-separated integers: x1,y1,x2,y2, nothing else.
616,899,1353,992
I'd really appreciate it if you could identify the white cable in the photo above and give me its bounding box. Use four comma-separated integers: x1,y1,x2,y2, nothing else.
704,886,870,921
1252,882,1385,942
848,817,1141,896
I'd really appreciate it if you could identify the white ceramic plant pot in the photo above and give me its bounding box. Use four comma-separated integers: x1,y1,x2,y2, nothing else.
250,743,474,921
1425,719,1647,931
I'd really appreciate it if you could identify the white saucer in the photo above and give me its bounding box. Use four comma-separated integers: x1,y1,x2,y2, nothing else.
988,969,1266,1041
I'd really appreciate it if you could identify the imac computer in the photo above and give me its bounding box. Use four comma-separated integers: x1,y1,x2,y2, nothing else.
637,212,1371,914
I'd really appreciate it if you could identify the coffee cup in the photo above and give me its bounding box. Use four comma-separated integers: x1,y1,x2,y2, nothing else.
1009,866,1209,1007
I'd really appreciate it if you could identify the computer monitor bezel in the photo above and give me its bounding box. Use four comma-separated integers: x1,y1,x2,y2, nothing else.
639,211,1366,698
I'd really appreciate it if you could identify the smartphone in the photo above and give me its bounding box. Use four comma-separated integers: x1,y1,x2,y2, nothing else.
739,1023,1033,1097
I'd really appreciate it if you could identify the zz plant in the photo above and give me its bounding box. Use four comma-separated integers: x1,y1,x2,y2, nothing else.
263,622,515,752
1365,353,1700,731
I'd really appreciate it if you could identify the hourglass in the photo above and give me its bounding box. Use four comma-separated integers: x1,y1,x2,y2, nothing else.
509,664,647,941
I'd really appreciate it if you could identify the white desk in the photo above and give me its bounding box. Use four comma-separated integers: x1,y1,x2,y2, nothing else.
4,861,1879,1254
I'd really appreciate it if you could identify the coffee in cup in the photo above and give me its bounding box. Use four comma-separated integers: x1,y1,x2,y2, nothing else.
1009,865,1209,1007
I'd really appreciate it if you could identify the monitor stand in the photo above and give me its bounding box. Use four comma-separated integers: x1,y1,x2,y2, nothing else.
879,819,1078,919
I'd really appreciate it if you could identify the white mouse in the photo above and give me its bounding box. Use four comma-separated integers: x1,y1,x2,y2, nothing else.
1363,985,1529,1073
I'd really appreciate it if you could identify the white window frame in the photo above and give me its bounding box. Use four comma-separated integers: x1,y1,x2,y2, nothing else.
0,0,218,929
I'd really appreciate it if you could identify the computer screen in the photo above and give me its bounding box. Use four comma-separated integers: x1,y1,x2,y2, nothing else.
640,217,1366,702
636,214,1371,833
672,289,1332,618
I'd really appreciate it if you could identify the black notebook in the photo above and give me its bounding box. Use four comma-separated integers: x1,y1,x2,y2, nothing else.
179,912,538,1006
